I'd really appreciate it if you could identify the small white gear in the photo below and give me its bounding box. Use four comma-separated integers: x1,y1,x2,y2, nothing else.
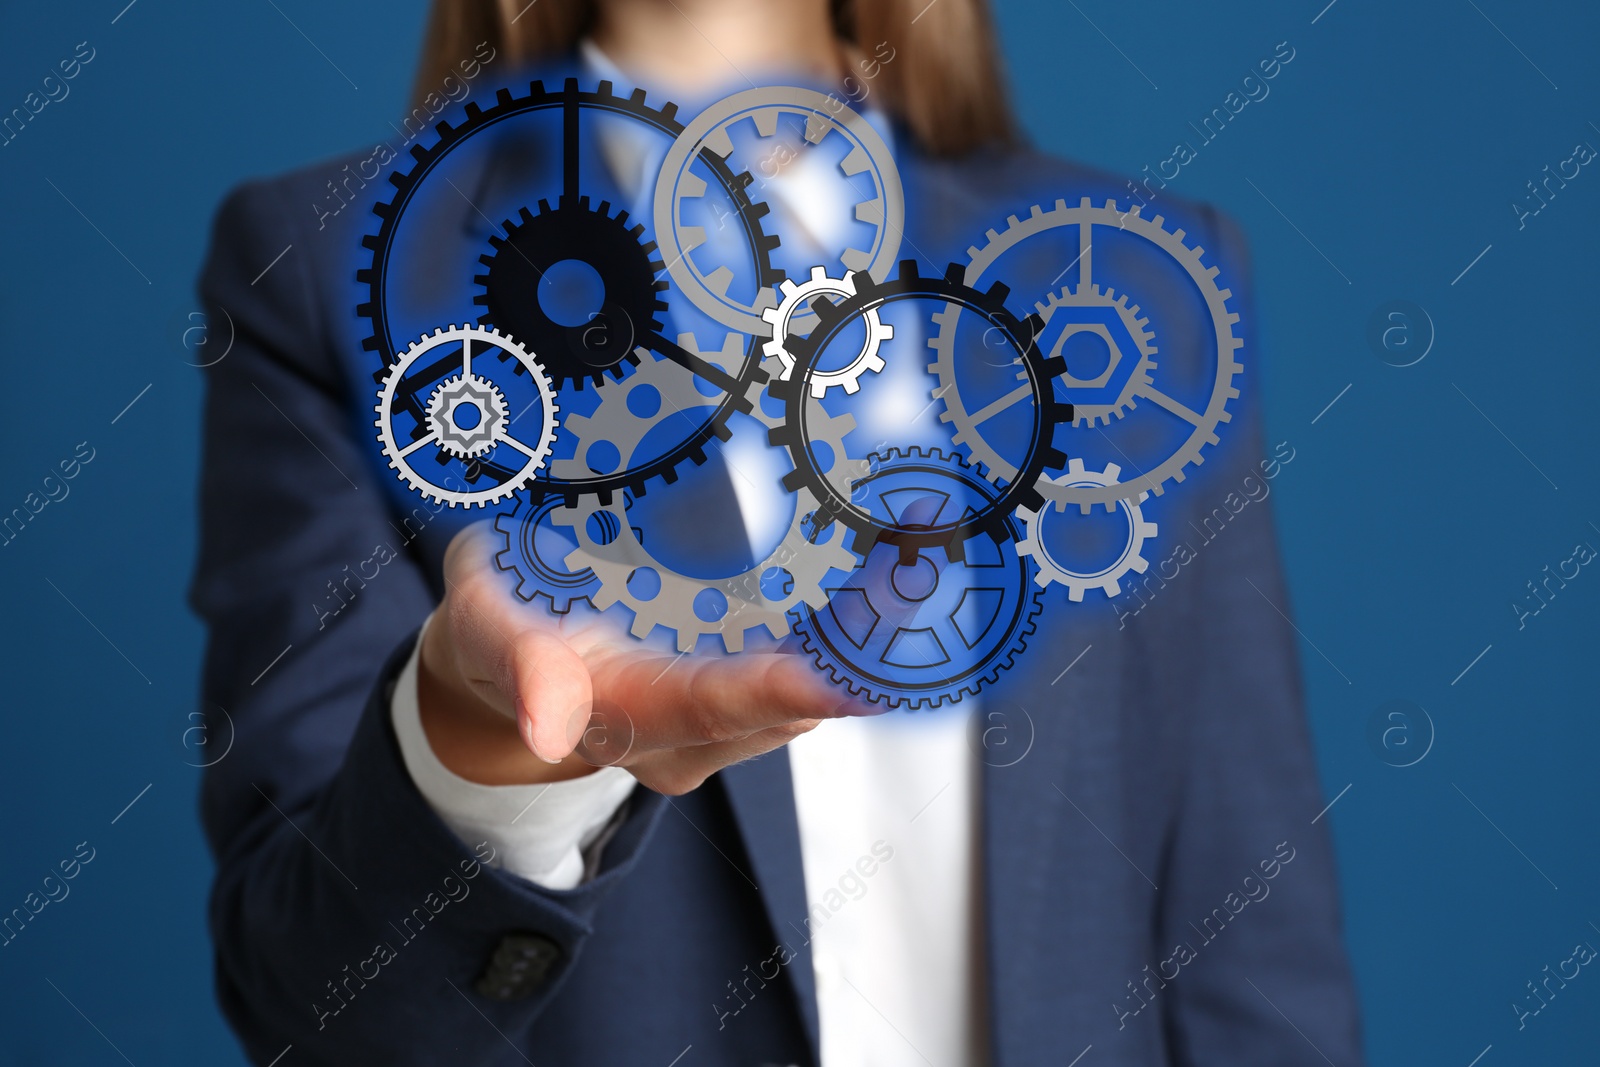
1015,459,1158,602
1032,283,1157,427
375,325,558,508
425,372,508,458
761,266,892,397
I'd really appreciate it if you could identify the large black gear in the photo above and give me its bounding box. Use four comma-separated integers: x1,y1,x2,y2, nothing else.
358,77,783,505
474,195,667,389
769,260,1074,557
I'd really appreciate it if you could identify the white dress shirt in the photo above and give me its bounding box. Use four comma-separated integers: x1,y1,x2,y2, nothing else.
392,42,985,1066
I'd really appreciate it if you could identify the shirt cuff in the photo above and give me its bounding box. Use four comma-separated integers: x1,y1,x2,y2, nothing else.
389,616,638,890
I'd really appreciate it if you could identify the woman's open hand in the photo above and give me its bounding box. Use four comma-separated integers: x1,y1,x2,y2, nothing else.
416,523,869,794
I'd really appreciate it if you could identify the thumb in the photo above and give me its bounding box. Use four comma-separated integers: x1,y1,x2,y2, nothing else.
509,628,594,763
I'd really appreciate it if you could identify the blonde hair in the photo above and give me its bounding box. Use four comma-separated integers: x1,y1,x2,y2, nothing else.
412,0,1016,156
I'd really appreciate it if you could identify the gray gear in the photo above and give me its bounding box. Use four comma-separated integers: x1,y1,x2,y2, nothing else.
425,372,508,458
1032,283,1156,427
928,197,1242,512
554,337,861,651
653,86,905,334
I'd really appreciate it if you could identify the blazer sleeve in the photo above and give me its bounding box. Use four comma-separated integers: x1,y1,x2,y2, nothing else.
1154,208,1365,1066
191,177,666,1066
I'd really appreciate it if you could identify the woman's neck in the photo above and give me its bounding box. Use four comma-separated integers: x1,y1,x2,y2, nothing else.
590,0,843,95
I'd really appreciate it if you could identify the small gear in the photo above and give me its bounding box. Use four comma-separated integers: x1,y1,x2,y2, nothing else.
788,447,1043,710
375,325,558,508
1030,284,1156,426
930,197,1242,512
425,372,508,458
761,266,892,396
492,494,604,613
1015,459,1158,602
770,260,1072,556
474,195,667,390
653,86,902,333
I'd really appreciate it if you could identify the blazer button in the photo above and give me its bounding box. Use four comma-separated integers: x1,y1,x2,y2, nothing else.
474,932,563,1001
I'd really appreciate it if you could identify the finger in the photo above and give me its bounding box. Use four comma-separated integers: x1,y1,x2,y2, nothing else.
627,717,826,796
507,628,593,763
588,649,876,753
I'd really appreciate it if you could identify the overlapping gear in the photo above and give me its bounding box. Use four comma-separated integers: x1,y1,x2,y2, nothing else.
363,77,1245,706
930,197,1243,512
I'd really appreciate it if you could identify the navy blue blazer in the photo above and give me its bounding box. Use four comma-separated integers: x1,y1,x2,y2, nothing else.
192,118,1365,1066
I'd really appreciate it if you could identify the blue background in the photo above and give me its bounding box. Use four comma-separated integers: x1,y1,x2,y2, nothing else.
1,1,1595,1063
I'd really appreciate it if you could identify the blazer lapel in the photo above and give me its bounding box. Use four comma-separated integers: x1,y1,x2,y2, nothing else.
717,751,821,1057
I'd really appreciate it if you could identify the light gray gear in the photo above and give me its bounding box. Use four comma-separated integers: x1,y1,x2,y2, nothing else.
425,372,508,458
1032,283,1157,426
928,197,1243,513
375,325,558,508
654,86,904,334
761,266,892,396
551,481,855,653
553,336,861,651
1015,459,1158,602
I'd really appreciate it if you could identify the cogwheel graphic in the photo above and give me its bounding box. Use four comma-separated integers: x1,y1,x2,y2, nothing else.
930,197,1242,512
1030,283,1156,427
1015,459,1158,602
492,494,604,614
654,86,903,333
770,260,1072,556
474,195,667,390
788,447,1043,710
548,341,860,650
761,266,892,396
375,325,558,508
425,373,508,458
552,483,855,653
358,76,780,379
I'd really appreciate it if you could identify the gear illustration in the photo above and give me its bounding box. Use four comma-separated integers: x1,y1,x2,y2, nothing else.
549,341,860,651
474,195,667,390
359,77,781,368
551,482,855,653
1030,283,1156,426
930,197,1242,512
788,447,1043,710
358,78,777,504
1014,459,1158,602
654,86,903,333
425,372,508,458
492,494,605,613
375,326,558,508
771,260,1072,556
761,265,892,396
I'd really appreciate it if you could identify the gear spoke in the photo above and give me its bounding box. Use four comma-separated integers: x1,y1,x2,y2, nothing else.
398,428,442,459
965,382,1033,427
1138,384,1205,427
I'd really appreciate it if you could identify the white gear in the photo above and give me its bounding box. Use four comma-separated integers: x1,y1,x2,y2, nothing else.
1015,459,1158,602
761,266,892,396
375,325,558,508
425,372,508,458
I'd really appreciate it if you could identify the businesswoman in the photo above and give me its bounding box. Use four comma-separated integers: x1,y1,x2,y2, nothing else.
193,0,1364,1063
